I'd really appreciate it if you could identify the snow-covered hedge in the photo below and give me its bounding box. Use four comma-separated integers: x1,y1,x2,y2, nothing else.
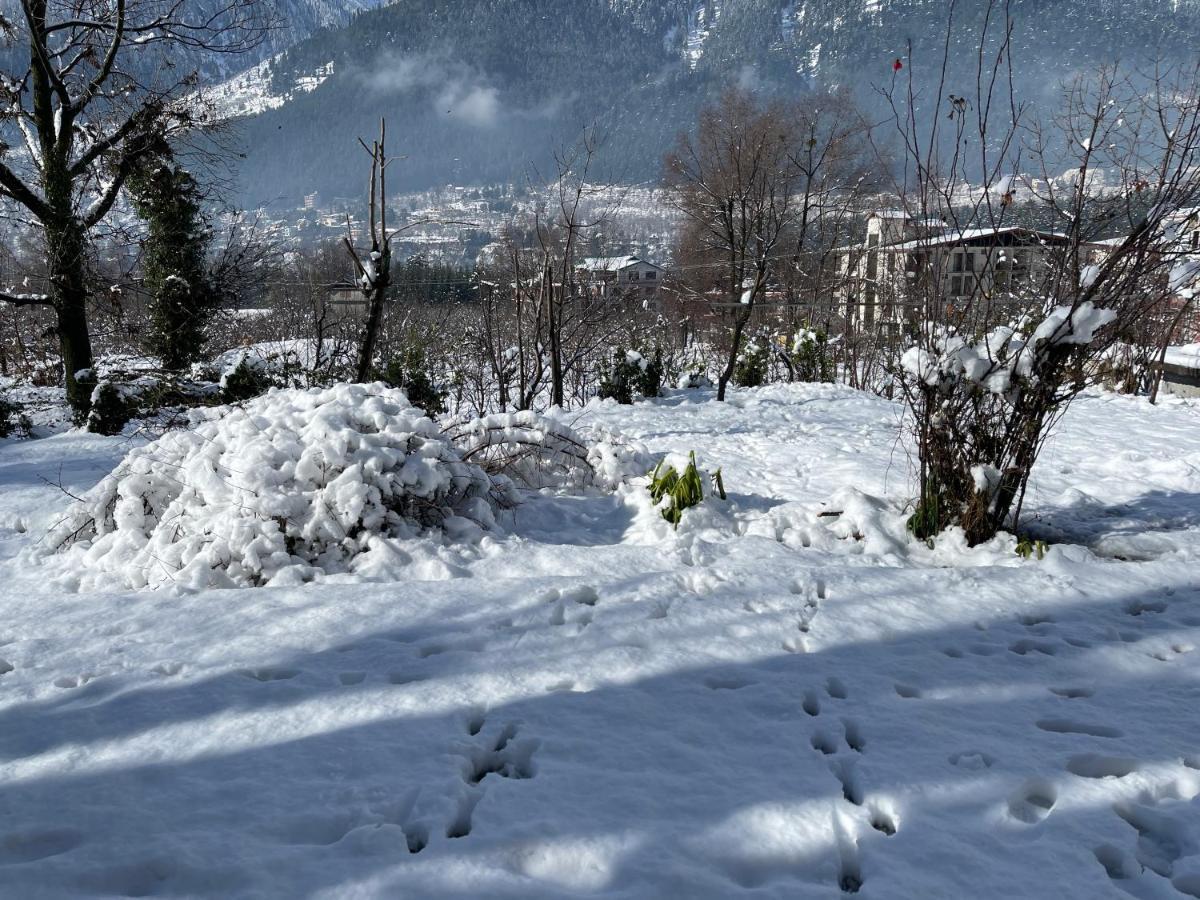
45,384,516,590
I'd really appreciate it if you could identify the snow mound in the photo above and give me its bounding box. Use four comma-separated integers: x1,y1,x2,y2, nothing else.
44,384,514,591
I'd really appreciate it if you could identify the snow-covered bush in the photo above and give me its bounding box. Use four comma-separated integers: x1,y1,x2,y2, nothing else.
597,348,662,404
46,384,516,590
0,394,30,438
733,336,769,388
375,345,447,416
901,301,1117,544
446,410,652,491
788,326,834,383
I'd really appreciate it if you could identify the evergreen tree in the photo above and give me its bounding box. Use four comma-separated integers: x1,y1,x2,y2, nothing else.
127,144,221,371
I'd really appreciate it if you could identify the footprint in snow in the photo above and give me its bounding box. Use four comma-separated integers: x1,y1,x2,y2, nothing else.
238,667,300,682
949,750,996,770
1066,754,1139,779
1035,718,1123,738
825,677,848,699
1007,778,1057,825
1125,599,1169,617
1048,685,1095,699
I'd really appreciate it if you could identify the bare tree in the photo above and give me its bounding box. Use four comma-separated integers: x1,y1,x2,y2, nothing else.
0,0,266,413
344,120,393,383
879,2,1200,544
665,88,805,401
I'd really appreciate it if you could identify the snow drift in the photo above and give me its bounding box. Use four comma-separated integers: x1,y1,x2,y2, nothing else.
44,383,520,590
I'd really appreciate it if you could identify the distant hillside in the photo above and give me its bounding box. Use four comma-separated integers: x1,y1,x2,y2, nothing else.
227,0,1200,205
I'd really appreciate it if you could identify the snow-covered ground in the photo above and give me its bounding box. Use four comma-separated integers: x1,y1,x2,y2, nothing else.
2,383,1200,898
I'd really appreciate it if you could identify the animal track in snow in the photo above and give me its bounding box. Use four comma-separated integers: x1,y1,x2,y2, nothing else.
1007,779,1057,825
894,683,922,700
841,719,866,753
337,672,366,686
1150,642,1195,662
1093,843,1139,881
0,659,12,676
1114,801,1184,878
53,673,97,689
151,661,182,677
461,722,539,785
704,674,757,691
869,804,899,837
825,677,848,699
811,729,839,755
561,584,599,607
1067,754,1139,779
831,758,864,806
949,750,995,769
1018,613,1055,627
1035,719,1123,738
802,690,822,717
1008,639,1059,657
1125,599,1169,617
239,667,299,682
419,636,487,658
445,789,480,839
1049,685,1094,699
387,671,428,686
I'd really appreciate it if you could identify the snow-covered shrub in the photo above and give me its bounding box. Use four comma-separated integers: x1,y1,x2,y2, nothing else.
788,326,834,383
220,353,278,403
375,346,447,416
597,348,662,404
901,301,1117,544
446,410,651,491
46,384,516,590
0,394,30,438
85,381,136,435
733,336,769,388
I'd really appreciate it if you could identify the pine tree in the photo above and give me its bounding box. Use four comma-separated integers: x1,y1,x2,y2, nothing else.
127,144,221,371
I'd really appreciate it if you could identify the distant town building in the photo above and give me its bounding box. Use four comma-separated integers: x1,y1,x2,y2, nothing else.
577,255,667,303
835,211,1096,332
303,192,319,211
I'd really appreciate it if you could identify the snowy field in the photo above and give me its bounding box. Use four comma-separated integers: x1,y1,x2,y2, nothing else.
1,383,1200,898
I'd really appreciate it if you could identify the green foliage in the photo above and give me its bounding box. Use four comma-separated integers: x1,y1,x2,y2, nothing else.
0,395,31,439
648,451,726,529
86,382,135,436
1015,537,1049,560
790,326,835,383
127,143,221,371
375,345,447,416
222,359,275,403
597,348,663,404
907,482,945,543
733,338,769,388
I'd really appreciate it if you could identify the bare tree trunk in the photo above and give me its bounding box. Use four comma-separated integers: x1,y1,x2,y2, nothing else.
47,218,95,412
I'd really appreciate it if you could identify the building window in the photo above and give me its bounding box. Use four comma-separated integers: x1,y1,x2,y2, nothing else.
627,271,639,281
645,270,656,280
950,275,962,296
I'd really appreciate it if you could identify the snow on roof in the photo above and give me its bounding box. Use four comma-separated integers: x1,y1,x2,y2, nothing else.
882,226,1070,252
579,255,663,272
